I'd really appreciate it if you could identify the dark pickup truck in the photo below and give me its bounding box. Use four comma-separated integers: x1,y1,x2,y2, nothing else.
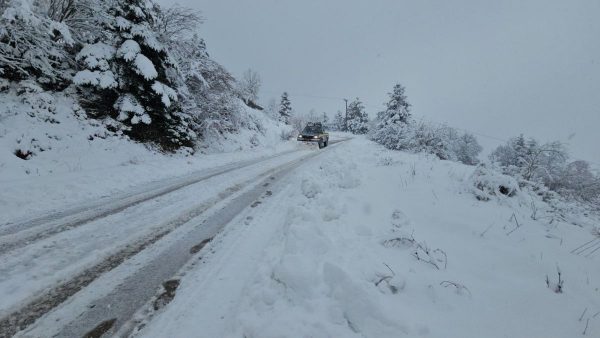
297,122,329,149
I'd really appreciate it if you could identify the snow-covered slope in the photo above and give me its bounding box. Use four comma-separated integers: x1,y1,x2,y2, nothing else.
0,85,293,224
135,136,600,338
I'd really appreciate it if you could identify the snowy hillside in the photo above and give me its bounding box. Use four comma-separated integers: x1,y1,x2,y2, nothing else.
130,137,600,338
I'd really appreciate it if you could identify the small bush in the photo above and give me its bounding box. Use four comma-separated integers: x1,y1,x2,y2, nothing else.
469,164,519,201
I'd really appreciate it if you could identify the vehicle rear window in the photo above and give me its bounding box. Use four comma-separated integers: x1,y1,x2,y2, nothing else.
303,126,322,134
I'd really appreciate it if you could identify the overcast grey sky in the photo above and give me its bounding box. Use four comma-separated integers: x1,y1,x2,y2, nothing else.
161,0,600,163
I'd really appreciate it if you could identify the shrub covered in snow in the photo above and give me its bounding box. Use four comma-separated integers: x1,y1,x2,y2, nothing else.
468,164,519,201
490,135,600,204
489,135,568,183
400,121,452,160
373,119,482,165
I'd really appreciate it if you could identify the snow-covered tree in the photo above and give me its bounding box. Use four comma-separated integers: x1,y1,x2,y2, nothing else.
553,160,600,202
346,98,368,134
403,121,451,159
264,97,278,119
73,0,193,150
384,83,411,121
278,92,291,124
0,0,74,86
449,132,482,165
160,5,264,143
333,110,345,131
153,3,203,45
43,0,111,44
489,134,526,169
171,33,240,137
371,83,412,149
490,135,568,183
238,68,261,103
321,112,329,128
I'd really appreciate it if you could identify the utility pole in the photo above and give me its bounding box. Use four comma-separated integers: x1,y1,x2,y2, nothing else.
344,98,348,131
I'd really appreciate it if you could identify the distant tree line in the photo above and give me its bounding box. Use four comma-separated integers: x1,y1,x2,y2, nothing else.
368,82,599,204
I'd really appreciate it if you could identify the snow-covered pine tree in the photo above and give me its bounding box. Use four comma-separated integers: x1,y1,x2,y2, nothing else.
371,83,412,149
386,83,411,120
73,0,193,150
278,92,291,124
346,98,368,134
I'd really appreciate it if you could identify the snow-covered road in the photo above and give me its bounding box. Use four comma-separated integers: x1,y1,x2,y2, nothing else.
0,139,346,337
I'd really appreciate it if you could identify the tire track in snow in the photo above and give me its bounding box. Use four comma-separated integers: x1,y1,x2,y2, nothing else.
1,140,347,338
0,148,303,256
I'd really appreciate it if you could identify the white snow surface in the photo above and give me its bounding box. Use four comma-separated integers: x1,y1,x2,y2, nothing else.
115,94,149,124
136,136,600,338
117,39,141,62
73,69,117,89
76,42,115,70
133,53,158,80
151,81,177,107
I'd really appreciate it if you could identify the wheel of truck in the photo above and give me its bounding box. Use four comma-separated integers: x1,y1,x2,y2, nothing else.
324,140,328,147
318,141,324,149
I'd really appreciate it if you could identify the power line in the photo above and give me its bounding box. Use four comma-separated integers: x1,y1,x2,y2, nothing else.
261,90,345,102
262,90,385,112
